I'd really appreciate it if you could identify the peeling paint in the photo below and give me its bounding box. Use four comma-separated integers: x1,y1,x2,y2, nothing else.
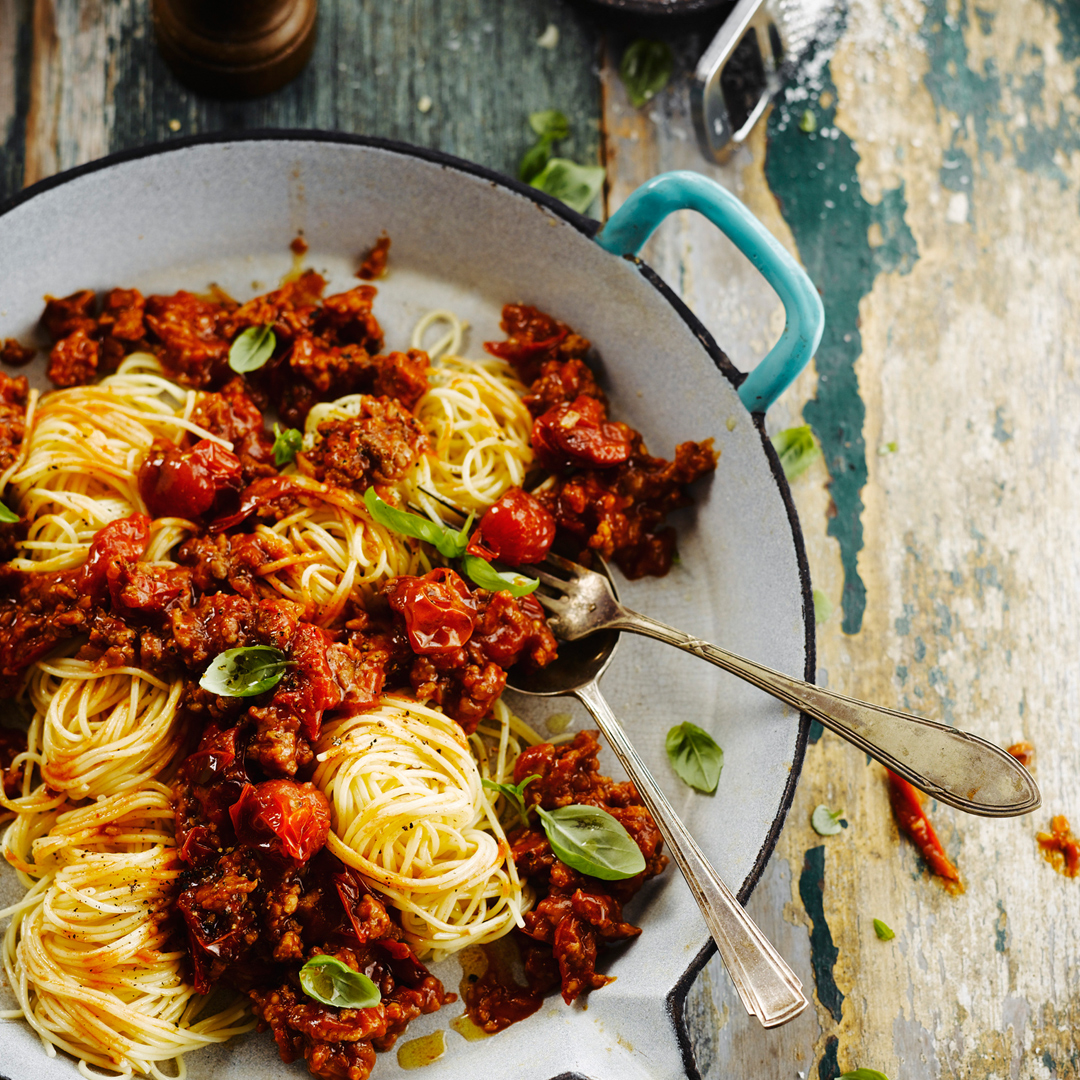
818,1033,840,1080
1043,0,1080,62
798,846,844,1023
995,899,1009,954
892,1009,942,1076
922,0,1080,192
766,57,919,636
993,406,1014,442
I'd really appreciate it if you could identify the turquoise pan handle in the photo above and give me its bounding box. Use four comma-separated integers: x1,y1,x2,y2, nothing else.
596,171,824,414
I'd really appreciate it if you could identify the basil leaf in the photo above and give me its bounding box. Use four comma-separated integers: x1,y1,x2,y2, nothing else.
519,139,553,184
873,918,895,942
619,40,674,108
665,722,723,793
813,588,833,624
228,324,276,374
363,488,471,559
272,423,303,467
482,773,540,826
838,1071,891,1080
199,646,288,698
529,109,570,141
530,159,606,215
521,111,573,185
799,109,818,133
771,425,822,481
0,501,19,523
462,554,539,598
811,804,844,836
299,955,381,1009
536,804,646,881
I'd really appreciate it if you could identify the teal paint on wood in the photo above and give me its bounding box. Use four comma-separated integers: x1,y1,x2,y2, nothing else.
0,0,32,201
1041,0,1080,62
995,900,1008,954
765,61,918,635
818,1033,840,1080
922,0,1080,190
4,0,603,201
798,844,843,1023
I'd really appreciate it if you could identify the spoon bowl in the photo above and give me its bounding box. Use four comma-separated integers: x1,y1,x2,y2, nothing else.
505,564,809,1029
507,605,618,697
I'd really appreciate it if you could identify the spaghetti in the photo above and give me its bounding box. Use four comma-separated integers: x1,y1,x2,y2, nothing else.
8,355,217,573
313,695,537,961
242,476,430,620
29,658,185,801
1,786,252,1080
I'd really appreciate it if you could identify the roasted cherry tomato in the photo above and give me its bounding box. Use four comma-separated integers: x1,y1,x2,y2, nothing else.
513,742,554,786
531,395,632,472
467,488,556,567
80,514,151,600
176,725,251,865
887,772,961,884
138,438,244,520
385,568,476,655
229,779,330,864
182,724,244,788
208,474,302,533
268,624,342,741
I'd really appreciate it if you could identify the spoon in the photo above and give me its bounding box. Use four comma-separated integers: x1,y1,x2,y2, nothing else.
506,591,810,1029
529,553,1041,818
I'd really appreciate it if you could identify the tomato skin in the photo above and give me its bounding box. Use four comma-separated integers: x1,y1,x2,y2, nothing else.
139,439,244,520
208,475,302,533
177,726,250,866
80,514,151,600
887,771,961,884
182,725,243,788
229,779,330,864
467,488,556,566
267,623,342,741
385,568,476,656
531,395,632,471
513,742,554,786
485,329,566,371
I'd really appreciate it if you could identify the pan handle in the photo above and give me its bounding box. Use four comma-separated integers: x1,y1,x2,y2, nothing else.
596,170,823,414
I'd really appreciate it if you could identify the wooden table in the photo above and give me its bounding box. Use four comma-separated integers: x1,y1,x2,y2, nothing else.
3,1,1078,1076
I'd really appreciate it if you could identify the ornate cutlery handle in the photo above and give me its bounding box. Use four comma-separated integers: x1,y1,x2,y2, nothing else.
575,681,809,1028
611,612,1040,817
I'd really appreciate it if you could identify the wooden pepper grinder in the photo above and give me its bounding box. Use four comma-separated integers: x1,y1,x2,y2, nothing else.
153,0,318,99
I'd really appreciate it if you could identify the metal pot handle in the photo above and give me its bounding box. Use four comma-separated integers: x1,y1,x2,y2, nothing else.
595,170,823,414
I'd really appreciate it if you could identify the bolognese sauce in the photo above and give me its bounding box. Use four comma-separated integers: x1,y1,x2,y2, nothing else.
0,252,717,1080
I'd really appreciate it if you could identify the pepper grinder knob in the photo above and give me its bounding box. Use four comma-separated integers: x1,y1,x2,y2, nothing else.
152,0,318,99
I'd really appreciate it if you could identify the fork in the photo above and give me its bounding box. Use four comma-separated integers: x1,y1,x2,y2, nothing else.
530,554,1041,818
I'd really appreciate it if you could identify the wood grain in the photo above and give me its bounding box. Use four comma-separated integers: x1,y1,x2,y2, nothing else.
600,1,1080,1077
0,0,30,198
8,0,604,199
5,1,1080,1078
